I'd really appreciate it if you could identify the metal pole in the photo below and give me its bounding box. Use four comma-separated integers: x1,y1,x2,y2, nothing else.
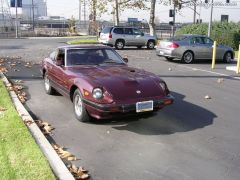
32,0,34,31
79,0,81,22
193,0,196,23
171,5,176,37
237,44,240,74
15,0,18,38
211,41,217,69
208,0,213,37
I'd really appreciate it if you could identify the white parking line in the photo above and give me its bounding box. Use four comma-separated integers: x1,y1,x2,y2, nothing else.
179,64,240,80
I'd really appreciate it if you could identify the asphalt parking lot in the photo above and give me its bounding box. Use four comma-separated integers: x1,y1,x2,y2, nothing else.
1,38,240,180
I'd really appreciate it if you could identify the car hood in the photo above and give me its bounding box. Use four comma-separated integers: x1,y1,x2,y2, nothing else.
68,65,165,100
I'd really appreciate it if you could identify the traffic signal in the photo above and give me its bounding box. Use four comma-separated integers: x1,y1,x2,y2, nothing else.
169,21,174,26
169,10,175,17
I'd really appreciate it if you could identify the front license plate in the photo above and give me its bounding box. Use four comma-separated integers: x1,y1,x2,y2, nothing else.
136,101,153,113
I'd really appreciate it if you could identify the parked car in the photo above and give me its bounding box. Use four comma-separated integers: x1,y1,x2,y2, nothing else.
156,34,234,63
99,26,157,49
41,45,174,122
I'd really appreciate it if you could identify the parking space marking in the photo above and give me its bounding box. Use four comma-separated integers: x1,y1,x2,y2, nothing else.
179,64,240,80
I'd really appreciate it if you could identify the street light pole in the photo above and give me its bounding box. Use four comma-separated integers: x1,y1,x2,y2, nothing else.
15,0,18,38
207,0,214,37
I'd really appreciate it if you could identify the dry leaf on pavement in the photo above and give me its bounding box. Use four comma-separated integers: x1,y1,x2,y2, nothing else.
35,120,55,135
205,95,211,99
51,143,78,161
68,164,89,179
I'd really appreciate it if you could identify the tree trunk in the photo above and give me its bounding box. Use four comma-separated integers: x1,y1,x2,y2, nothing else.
114,0,119,26
149,0,156,36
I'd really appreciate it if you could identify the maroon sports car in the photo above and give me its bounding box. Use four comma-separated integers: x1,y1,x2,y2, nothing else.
41,45,174,122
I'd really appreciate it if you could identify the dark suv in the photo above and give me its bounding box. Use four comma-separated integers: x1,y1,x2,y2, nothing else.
99,26,157,50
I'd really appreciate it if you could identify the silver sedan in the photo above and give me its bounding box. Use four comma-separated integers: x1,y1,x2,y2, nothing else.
156,35,234,63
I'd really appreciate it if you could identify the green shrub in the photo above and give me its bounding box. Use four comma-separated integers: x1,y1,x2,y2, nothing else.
176,22,240,50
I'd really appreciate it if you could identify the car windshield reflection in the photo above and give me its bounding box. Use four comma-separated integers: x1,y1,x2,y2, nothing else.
66,49,125,66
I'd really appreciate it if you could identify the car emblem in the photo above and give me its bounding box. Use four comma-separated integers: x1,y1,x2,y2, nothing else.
136,90,141,94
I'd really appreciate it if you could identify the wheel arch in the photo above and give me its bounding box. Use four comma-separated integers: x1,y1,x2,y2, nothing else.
223,50,234,59
70,85,79,102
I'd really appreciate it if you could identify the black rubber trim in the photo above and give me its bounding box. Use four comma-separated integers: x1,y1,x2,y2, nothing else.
82,94,174,113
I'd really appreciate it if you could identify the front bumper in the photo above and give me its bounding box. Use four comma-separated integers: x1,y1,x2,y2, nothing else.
83,94,174,119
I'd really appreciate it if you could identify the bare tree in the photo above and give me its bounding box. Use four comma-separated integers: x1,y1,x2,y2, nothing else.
149,0,156,36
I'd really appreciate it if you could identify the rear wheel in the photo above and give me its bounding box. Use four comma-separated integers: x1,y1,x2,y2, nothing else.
44,72,55,95
73,89,90,122
115,40,125,50
147,40,155,49
182,51,194,64
223,51,232,63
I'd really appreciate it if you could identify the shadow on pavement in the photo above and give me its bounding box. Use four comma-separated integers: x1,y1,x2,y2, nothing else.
95,91,216,135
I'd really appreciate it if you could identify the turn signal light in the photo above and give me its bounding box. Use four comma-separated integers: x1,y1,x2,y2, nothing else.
164,100,172,105
83,89,90,96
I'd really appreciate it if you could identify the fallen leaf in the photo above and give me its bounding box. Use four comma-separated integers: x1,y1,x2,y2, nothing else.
205,95,211,99
68,164,90,180
0,107,7,112
217,78,224,84
0,67,8,73
24,119,34,126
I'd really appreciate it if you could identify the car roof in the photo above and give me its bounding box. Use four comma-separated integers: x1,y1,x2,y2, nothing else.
58,44,113,50
181,34,209,38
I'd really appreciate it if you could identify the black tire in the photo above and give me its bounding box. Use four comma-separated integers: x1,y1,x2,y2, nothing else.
182,51,194,64
165,57,174,61
115,40,125,50
223,51,232,63
147,40,155,49
44,72,55,95
137,46,142,49
73,89,90,122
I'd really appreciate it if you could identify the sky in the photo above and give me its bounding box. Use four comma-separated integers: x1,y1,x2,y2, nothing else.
46,0,240,23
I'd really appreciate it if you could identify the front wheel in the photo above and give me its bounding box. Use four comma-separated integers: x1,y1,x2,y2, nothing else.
182,51,194,64
73,89,90,122
44,72,55,95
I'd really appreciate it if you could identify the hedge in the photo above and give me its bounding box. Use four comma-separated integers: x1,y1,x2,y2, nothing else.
176,22,240,50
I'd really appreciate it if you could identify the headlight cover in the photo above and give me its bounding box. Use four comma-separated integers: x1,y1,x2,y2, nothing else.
92,88,103,99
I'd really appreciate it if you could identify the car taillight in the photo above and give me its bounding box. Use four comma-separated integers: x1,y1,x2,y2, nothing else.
109,33,112,39
167,43,179,49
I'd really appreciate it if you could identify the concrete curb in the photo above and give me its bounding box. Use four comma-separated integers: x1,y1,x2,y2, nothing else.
0,72,75,180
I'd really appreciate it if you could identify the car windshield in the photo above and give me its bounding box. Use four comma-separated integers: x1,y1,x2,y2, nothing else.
66,48,125,66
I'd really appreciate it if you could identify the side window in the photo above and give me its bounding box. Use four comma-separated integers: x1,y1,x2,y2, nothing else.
190,37,203,44
49,51,57,61
113,28,123,34
124,28,133,35
132,28,141,35
202,37,213,45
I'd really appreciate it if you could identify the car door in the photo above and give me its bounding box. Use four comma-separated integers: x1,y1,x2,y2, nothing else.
123,28,134,45
47,50,58,85
201,37,214,59
189,37,206,59
51,49,68,94
132,28,145,45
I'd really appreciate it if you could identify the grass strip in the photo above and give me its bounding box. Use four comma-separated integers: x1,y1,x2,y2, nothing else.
0,80,55,180
67,37,99,45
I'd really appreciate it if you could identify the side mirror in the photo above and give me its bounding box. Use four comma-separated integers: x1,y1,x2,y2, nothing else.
123,57,128,63
141,32,144,36
56,59,64,66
